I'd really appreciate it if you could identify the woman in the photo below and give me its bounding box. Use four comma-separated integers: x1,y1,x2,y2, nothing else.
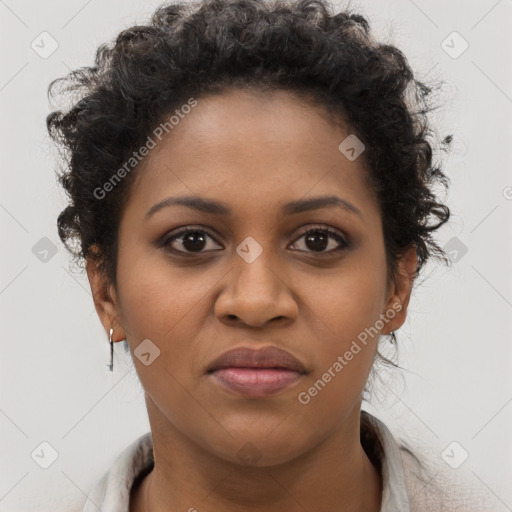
47,0,487,510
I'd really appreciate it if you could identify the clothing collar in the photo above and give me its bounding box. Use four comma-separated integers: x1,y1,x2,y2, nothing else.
82,412,410,512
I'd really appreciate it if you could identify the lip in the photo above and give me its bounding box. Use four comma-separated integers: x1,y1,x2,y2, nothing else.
207,346,308,397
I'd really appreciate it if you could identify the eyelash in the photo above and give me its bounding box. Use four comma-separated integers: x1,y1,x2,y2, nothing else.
160,225,351,256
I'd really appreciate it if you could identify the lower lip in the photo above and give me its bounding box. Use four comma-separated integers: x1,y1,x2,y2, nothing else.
210,368,303,397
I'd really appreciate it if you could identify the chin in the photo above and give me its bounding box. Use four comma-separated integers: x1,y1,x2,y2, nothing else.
202,428,314,468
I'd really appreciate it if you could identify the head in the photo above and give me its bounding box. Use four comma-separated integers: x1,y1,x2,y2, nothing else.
47,0,451,465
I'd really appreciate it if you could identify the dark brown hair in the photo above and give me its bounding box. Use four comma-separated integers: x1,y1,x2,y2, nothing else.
47,0,452,362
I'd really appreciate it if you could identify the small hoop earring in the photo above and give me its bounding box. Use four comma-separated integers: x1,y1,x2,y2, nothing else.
108,328,114,372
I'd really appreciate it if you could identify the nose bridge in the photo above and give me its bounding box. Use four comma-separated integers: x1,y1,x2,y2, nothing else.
232,233,282,299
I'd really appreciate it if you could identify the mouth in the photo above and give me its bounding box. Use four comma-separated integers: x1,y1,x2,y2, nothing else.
206,346,308,397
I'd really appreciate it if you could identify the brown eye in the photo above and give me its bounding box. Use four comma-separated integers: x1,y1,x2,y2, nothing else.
163,227,222,254
160,225,350,257
290,227,350,254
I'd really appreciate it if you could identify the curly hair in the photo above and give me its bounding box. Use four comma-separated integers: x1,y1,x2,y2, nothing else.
47,0,451,320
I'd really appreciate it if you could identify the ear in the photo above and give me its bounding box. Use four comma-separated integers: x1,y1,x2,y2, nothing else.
85,247,126,342
381,245,417,335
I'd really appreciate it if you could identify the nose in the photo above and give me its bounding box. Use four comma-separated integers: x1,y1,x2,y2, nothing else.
214,249,299,328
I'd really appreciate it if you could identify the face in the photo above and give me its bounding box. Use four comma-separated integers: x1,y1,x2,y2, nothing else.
88,88,416,466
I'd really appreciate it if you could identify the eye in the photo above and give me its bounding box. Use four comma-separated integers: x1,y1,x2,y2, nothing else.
160,225,351,256
289,226,351,255
162,227,222,254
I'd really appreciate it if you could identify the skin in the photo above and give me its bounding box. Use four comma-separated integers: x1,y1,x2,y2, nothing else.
87,88,417,512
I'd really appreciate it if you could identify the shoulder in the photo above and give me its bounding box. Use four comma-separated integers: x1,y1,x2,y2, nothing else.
398,439,495,512
361,411,496,512
60,432,154,512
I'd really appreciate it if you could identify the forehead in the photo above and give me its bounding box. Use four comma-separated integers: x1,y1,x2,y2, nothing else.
123,88,379,222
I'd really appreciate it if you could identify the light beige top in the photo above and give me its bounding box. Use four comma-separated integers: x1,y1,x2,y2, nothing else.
75,412,493,511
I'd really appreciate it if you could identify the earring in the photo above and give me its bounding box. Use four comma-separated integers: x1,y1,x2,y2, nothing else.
108,328,114,372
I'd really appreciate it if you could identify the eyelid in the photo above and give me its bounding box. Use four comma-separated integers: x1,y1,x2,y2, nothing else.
160,225,223,250
290,224,350,251
160,223,351,255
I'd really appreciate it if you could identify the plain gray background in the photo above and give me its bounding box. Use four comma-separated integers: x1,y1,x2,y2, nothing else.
1,0,511,510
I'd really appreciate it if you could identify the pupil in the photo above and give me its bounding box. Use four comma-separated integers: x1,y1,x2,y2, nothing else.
306,232,327,251
183,232,206,252
180,231,330,252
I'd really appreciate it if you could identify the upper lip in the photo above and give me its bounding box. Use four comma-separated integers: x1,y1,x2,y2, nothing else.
207,346,307,374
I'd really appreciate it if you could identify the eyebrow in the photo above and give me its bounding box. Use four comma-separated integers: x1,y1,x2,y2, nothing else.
145,194,362,219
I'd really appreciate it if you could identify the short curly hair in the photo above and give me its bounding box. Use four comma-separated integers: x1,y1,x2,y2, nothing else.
47,0,451,299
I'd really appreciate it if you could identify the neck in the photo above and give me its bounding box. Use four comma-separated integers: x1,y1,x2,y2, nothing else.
130,401,382,512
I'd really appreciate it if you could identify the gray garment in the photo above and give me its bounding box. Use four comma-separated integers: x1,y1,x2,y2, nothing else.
80,413,489,512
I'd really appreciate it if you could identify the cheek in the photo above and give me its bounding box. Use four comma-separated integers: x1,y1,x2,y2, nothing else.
116,253,214,409
295,253,388,402
115,249,224,379
116,247,197,336
306,255,388,345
